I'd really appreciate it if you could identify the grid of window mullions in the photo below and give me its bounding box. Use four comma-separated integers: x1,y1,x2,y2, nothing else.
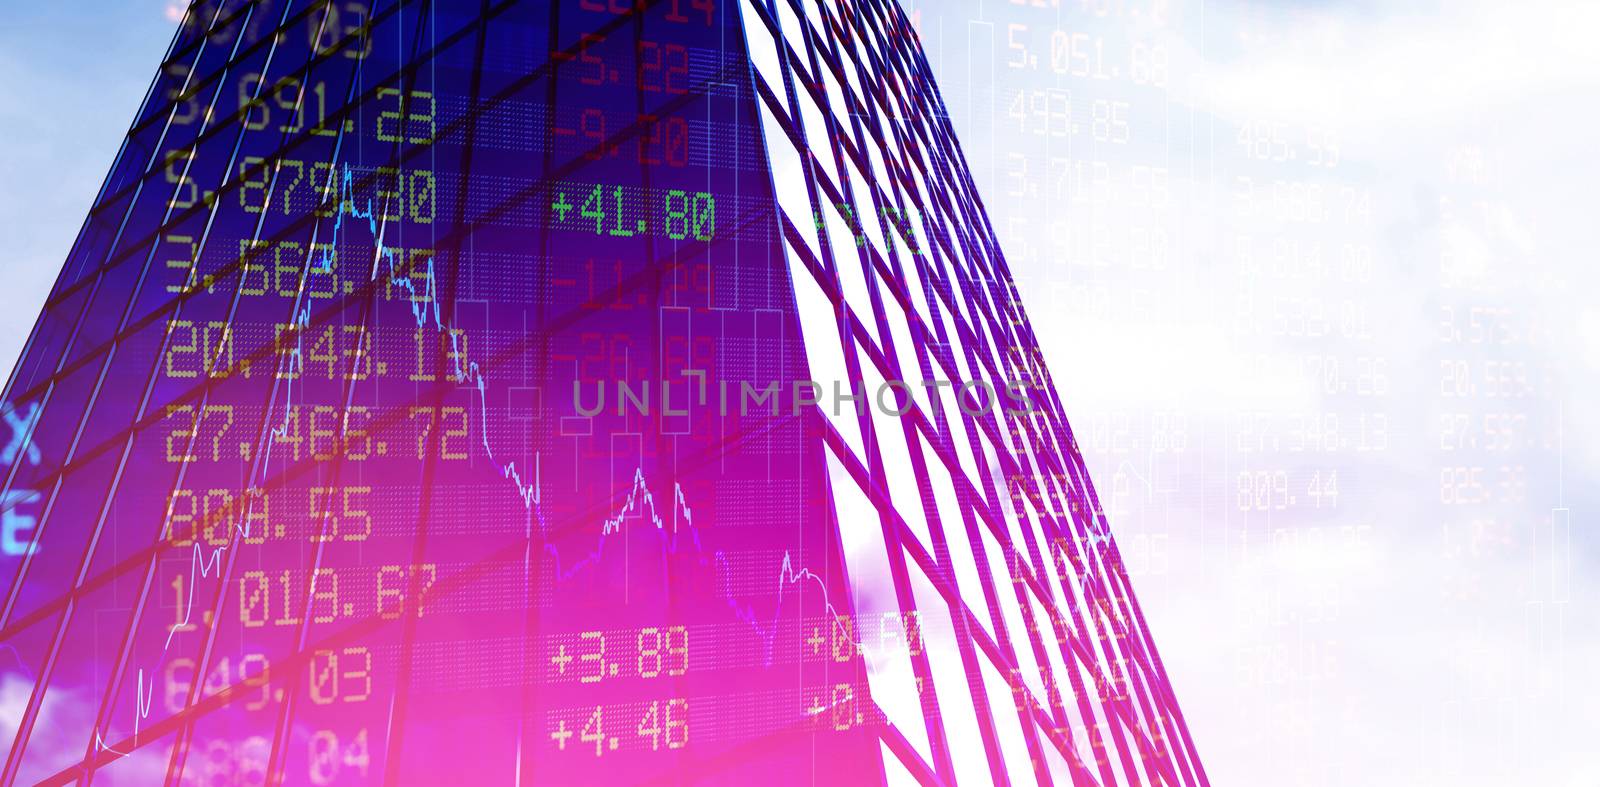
743,0,1200,784
3,2,733,779
0,0,390,777
775,194,1180,785
0,0,1207,782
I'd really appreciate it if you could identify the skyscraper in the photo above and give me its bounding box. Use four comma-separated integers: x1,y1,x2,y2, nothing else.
0,0,1203,784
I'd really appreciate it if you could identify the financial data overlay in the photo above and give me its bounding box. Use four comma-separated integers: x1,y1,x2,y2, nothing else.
891,1,1590,783
0,0,1201,784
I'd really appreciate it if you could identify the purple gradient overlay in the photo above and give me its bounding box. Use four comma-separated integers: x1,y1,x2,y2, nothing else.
0,0,1202,784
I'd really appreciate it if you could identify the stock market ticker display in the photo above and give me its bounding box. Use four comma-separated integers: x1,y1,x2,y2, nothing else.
0,0,1202,784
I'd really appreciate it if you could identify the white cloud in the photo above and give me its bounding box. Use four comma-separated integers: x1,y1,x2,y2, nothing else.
911,0,1600,783
1180,0,1600,154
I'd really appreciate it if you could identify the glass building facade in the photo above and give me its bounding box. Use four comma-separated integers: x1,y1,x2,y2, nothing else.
0,0,1201,784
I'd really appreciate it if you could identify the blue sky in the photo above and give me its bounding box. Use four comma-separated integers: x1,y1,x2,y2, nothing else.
0,2,179,374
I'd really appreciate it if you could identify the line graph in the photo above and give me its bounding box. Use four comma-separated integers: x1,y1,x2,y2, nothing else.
109,159,857,771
